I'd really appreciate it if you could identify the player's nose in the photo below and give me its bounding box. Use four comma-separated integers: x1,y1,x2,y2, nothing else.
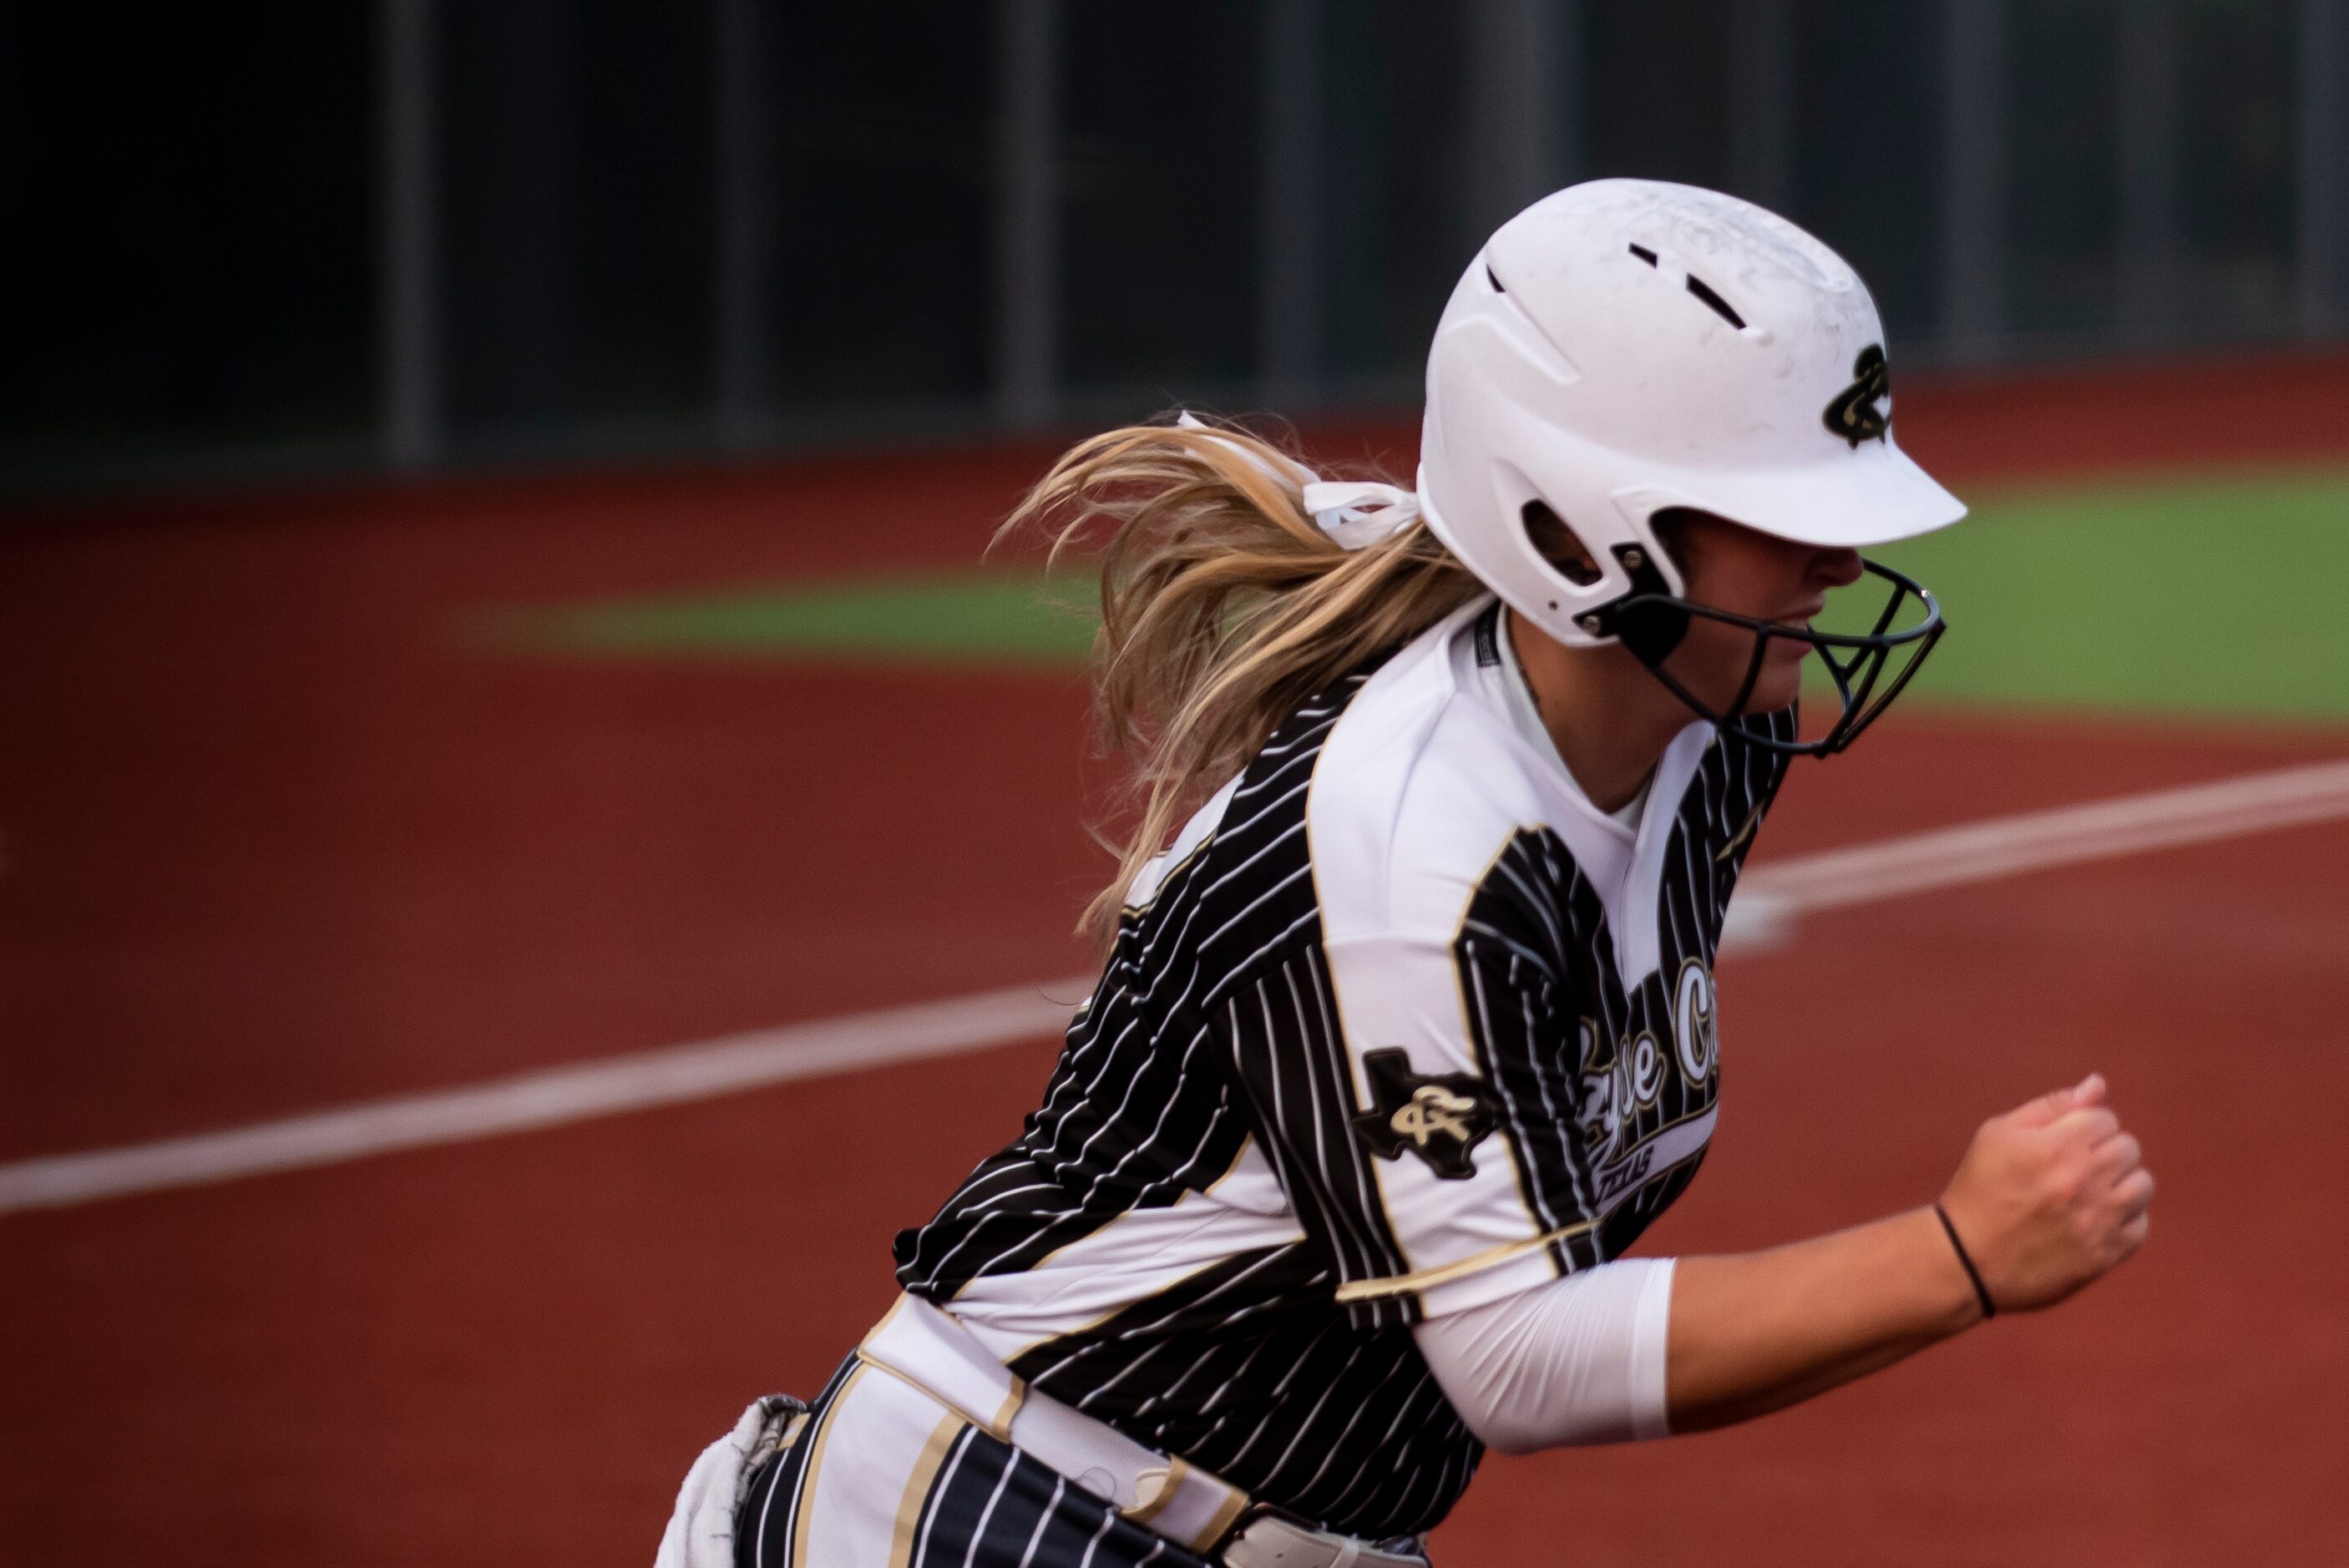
1812,547,1864,589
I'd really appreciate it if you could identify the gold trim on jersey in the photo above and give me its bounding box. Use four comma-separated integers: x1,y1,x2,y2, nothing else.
887,1411,967,1568
854,1346,1029,1445
1315,826,1557,1285
1330,1216,1597,1303
787,1362,866,1568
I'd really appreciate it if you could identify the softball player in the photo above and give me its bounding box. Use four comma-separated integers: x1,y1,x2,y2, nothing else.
659,180,2153,1568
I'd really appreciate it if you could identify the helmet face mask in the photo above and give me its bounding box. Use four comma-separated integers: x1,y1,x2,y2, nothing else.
1600,554,1947,758
1513,496,1950,759
1416,178,1967,756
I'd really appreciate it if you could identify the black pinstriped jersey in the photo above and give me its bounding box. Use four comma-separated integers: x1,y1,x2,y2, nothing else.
893,598,1792,1540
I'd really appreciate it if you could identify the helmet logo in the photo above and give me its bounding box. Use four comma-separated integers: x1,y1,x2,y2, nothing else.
1823,344,1891,448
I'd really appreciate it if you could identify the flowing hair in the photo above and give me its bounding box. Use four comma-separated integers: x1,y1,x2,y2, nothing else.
998,416,1483,946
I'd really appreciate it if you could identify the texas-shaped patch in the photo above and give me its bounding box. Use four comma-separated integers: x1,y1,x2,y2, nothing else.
1350,1050,1501,1181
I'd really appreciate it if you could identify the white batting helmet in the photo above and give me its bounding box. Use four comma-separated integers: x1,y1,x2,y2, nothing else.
1412,178,1965,751
1418,178,1964,626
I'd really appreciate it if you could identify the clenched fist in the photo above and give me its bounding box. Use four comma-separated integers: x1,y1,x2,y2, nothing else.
1938,1074,2154,1315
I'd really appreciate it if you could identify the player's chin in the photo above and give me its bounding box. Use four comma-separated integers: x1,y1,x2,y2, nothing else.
1739,653,1807,716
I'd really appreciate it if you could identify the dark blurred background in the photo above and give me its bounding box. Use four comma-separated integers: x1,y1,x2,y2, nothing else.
3,0,2344,495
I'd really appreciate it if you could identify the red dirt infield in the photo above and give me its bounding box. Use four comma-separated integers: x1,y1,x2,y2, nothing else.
4,352,2347,1565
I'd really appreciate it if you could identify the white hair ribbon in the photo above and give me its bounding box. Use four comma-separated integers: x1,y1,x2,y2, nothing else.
1299,480,1420,550
1174,411,1418,551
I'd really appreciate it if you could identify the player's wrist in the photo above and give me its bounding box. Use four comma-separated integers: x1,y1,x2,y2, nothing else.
1910,1205,1992,1333
1931,1202,1997,1323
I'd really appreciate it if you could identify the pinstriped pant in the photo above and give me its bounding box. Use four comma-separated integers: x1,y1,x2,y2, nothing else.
736,1353,1215,1568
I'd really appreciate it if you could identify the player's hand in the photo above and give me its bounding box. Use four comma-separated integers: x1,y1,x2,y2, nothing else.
1936,1074,2154,1315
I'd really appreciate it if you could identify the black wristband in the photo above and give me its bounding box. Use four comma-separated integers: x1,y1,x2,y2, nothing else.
1932,1203,1997,1321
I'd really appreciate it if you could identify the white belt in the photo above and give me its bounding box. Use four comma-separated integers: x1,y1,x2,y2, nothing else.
857,1295,1424,1568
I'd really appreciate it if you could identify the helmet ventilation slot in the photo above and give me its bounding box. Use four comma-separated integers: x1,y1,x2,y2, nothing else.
1521,500,1602,586
1628,242,1749,329
1683,275,1746,329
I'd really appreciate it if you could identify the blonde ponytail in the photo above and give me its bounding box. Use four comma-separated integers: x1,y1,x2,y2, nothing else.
999,417,1482,945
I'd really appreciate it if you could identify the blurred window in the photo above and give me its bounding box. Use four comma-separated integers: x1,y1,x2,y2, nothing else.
1059,1,1260,397
768,2,993,412
439,0,714,440
1586,1,1732,193
2006,0,2123,340
2178,0,2296,340
1319,0,1470,391
1787,2,1942,345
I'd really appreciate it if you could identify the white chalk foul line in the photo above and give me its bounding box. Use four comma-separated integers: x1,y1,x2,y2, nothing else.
0,978,1095,1216
1734,756,2349,918
3,756,2346,1217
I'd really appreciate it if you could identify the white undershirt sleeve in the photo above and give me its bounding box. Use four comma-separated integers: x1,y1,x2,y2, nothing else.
1410,1257,1676,1454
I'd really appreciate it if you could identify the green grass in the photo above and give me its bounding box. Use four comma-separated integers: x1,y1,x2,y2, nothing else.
479,465,2349,721
1850,468,2349,720
480,569,1101,666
